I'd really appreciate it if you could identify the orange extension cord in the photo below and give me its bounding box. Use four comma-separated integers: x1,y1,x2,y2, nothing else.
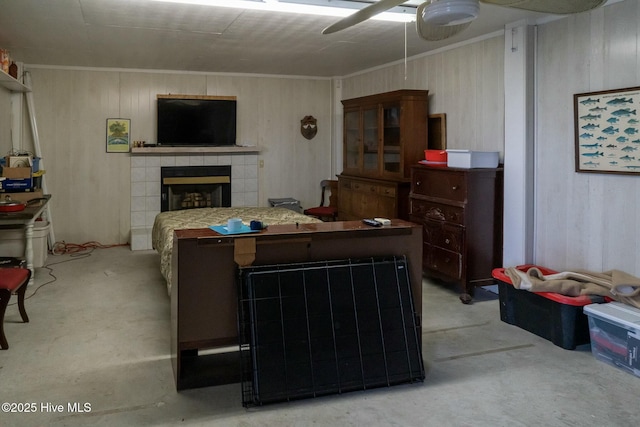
51,241,129,255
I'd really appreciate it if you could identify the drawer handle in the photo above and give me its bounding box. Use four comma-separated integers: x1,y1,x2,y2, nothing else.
452,185,458,190
445,238,450,244
416,181,421,186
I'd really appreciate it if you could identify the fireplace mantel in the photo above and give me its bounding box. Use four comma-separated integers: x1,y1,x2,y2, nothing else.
131,146,260,155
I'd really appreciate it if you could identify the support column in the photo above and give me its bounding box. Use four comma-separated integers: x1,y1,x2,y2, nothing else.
503,22,536,266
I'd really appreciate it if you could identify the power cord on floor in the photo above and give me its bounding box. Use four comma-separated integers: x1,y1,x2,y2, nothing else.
51,240,128,255
7,241,129,306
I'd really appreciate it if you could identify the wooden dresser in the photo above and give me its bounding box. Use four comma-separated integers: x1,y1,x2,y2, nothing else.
409,164,503,302
338,90,429,220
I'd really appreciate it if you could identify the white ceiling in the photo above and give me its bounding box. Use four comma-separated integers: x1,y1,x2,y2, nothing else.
0,0,591,77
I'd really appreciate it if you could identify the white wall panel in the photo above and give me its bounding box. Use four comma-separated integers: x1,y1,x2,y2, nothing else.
342,36,505,157
535,0,640,275
18,68,331,245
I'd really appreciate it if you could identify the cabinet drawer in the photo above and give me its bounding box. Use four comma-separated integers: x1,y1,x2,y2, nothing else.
425,246,462,280
412,169,467,202
377,184,396,198
423,221,463,252
410,199,464,225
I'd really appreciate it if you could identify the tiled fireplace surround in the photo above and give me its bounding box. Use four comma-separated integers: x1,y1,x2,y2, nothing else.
130,151,258,250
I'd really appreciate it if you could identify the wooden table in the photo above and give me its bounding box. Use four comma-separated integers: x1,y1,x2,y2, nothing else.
0,195,50,284
171,219,422,390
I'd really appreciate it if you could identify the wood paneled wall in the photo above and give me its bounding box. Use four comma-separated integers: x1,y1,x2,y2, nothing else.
535,0,640,275
341,35,505,156
10,69,332,245
342,0,640,276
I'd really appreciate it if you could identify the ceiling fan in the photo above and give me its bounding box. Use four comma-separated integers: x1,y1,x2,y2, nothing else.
322,0,607,41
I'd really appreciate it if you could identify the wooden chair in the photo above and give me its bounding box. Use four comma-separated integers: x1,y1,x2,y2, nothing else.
0,267,31,350
304,180,338,221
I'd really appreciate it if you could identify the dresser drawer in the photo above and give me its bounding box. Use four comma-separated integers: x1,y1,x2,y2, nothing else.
410,199,464,225
425,246,462,280
427,221,463,253
412,169,467,202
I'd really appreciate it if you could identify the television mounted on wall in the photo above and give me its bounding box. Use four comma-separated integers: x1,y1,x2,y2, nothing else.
157,95,237,147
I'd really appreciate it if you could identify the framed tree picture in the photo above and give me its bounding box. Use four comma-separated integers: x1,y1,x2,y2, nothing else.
106,118,131,153
574,86,640,174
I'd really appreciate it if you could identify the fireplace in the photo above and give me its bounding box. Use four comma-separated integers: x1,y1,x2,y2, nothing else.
161,165,231,212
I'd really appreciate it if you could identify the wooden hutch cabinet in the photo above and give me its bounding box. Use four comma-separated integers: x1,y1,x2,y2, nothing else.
409,164,503,302
338,90,429,220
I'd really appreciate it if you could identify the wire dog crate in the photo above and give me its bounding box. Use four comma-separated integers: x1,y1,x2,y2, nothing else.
238,256,424,407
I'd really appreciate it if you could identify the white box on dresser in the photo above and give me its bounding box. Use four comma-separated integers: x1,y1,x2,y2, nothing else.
446,149,499,169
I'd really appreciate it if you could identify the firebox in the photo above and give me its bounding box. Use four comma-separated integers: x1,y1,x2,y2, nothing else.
161,166,231,212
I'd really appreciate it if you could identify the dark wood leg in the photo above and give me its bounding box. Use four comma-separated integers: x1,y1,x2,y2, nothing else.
0,289,10,349
16,279,29,323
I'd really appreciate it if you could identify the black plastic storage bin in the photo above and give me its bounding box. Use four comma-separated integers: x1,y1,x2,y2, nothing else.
492,265,606,350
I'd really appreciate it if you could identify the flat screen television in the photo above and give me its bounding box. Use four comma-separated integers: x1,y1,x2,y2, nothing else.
157,96,237,147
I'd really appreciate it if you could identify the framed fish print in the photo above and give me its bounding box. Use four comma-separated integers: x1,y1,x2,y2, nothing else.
574,86,640,174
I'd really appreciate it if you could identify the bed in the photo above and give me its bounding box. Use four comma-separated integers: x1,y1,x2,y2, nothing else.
152,207,322,294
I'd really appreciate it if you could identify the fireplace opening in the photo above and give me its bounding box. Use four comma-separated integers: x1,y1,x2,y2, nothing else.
161,165,231,212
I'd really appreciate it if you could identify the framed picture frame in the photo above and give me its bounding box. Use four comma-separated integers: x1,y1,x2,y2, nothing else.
106,118,131,153
574,86,640,174
428,113,447,150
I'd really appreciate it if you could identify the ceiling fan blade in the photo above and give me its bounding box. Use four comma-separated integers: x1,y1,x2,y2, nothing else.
480,0,607,14
322,0,409,34
416,1,478,41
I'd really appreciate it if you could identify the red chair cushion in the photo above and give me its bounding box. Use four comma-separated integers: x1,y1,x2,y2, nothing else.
304,207,337,216
0,268,30,292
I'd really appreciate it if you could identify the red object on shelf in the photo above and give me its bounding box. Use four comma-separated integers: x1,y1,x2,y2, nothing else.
424,149,447,163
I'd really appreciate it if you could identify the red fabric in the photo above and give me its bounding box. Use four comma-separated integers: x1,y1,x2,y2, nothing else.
0,268,30,292
304,207,337,216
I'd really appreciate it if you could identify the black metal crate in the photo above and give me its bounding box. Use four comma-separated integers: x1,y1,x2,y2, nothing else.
238,256,424,407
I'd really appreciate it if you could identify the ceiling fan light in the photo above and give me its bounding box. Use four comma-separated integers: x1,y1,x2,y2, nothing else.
422,0,479,27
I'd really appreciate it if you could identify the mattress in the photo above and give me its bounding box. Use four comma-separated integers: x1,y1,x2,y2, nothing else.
152,207,322,294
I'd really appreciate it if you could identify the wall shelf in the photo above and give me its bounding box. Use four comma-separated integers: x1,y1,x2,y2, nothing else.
0,70,30,92
131,146,260,155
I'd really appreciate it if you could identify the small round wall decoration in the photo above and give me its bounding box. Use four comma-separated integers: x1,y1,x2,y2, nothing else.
300,115,317,140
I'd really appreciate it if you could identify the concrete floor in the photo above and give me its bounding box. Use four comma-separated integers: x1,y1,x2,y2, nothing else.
1,246,639,426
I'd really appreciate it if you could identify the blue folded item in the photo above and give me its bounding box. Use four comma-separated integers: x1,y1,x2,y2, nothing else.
210,225,260,235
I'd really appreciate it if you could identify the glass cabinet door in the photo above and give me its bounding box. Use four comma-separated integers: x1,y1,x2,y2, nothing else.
382,104,401,175
362,107,379,173
344,110,360,171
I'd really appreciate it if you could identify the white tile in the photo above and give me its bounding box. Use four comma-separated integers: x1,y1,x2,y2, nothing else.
244,192,258,206
189,155,204,166
232,192,246,207
131,181,146,197
130,230,150,251
245,178,258,193
246,165,258,179
131,167,146,183
146,181,160,196
131,196,146,212
161,156,176,166
175,156,190,166
131,211,146,227
203,155,219,165
244,154,258,165
217,155,231,165
231,155,246,166
145,156,161,167
131,157,146,168
146,196,160,212
232,165,246,179
145,166,160,183
231,178,245,193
